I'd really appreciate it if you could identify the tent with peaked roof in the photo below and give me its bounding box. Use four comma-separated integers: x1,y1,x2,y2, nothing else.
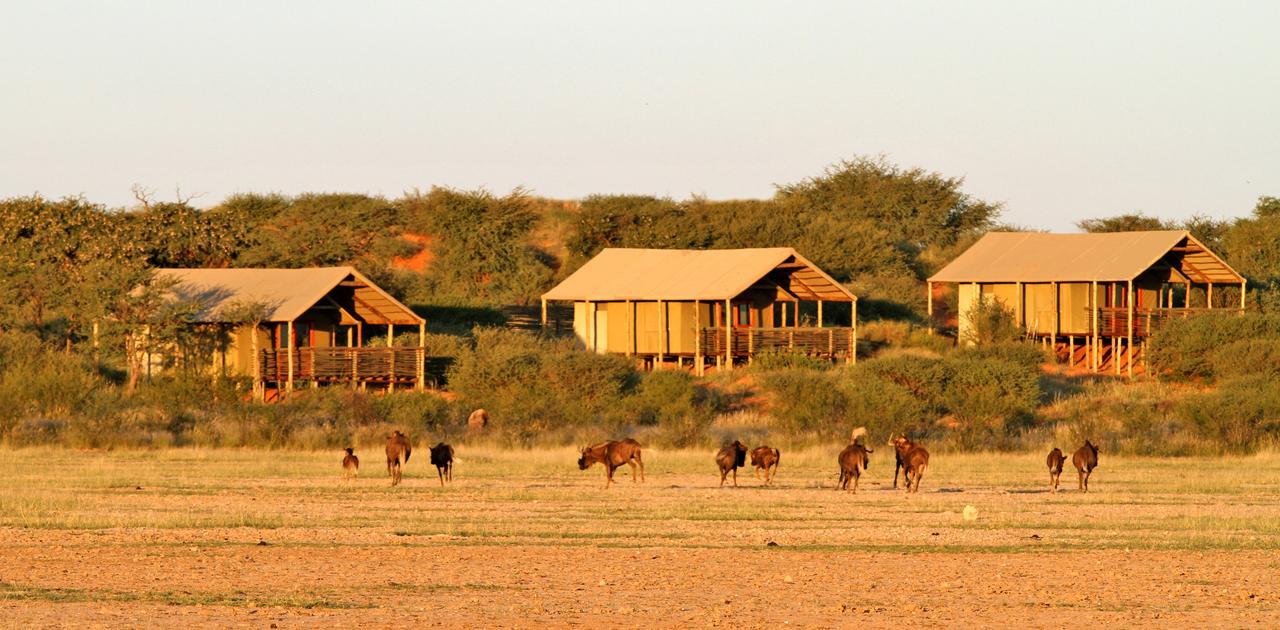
928,231,1246,376
155,267,426,398
541,248,858,373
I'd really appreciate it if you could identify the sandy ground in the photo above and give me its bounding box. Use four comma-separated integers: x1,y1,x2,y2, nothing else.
1,449,1278,627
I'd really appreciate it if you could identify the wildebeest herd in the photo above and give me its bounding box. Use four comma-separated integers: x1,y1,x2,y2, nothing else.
349,429,1101,493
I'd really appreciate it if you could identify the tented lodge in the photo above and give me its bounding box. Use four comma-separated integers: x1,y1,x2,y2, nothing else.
541,248,858,373
157,267,427,399
928,231,1246,376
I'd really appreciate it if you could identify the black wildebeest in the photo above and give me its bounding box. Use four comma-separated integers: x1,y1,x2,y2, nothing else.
715,440,748,488
1072,440,1100,492
837,440,873,493
750,446,780,485
1046,447,1067,492
890,435,929,493
578,438,645,489
385,430,412,486
430,442,454,486
341,447,359,480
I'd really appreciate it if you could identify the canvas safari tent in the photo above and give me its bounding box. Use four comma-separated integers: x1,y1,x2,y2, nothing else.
156,267,427,399
541,248,858,374
928,231,1245,376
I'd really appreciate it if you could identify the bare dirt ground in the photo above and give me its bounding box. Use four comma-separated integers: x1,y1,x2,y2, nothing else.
2,447,1278,627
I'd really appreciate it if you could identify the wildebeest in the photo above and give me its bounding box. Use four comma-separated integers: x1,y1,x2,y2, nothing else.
750,446,780,485
467,408,489,435
578,438,645,489
430,442,454,486
1046,447,1066,492
836,441,873,493
385,430,412,486
889,435,929,493
341,447,359,480
715,440,749,488
1072,440,1100,492
890,434,915,489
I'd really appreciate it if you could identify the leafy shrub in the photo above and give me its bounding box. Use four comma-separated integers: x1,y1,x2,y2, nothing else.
961,297,1021,346
1207,338,1280,381
750,350,832,371
1178,375,1280,454
446,328,639,445
1149,312,1280,380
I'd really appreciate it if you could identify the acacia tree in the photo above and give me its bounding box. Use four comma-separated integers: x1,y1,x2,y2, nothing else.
0,196,149,351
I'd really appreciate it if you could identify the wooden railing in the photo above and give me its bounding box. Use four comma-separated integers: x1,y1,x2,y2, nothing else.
700,327,855,359
1095,307,1243,337
259,347,449,385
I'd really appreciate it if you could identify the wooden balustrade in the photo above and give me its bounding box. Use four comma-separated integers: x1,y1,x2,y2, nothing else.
700,327,855,359
1094,307,1243,337
259,347,447,385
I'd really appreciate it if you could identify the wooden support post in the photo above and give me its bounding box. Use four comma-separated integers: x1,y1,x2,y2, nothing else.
1069,335,1075,368
817,300,824,328
1241,280,1247,312
724,298,732,369
1113,337,1120,375
356,322,363,347
387,324,395,394
694,300,703,377
827,328,834,358
1207,283,1214,310
926,281,935,335
1050,281,1058,359
1091,280,1099,373
586,301,595,352
1185,281,1191,309
540,298,548,329
625,300,634,357
416,321,426,391
657,299,666,366
1127,279,1134,378
285,321,294,395
849,298,857,365
1016,281,1024,332
781,302,788,330
252,324,263,401
92,320,100,368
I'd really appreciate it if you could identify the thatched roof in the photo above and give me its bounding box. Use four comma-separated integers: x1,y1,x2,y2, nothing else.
930,231,1243,284
543,248,856,302
156,267,422,325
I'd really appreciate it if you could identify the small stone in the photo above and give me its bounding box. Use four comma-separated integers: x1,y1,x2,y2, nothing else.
783,575,794,584
962,505,979,521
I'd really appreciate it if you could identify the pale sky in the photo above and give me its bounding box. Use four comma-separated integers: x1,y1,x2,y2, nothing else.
2,1,1277,231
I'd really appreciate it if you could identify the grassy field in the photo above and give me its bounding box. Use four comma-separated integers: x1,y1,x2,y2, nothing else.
2,446,1279,626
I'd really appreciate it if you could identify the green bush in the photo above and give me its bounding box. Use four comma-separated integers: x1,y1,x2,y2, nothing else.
446,328,639,445
1178,375,1280,454
1149,312,1280,380
961,297,1022,346
628,370,726,447
1207,338,1280,381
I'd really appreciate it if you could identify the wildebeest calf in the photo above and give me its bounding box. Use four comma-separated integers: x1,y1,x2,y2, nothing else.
385,430,412,486
341,447,359,480
890,435,929,494
430,442,454,486
837,442,872,493
1072,440,1100,492
1046,447,1066,492
715,440,748,488
578,438,645,489
750,446,780,485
